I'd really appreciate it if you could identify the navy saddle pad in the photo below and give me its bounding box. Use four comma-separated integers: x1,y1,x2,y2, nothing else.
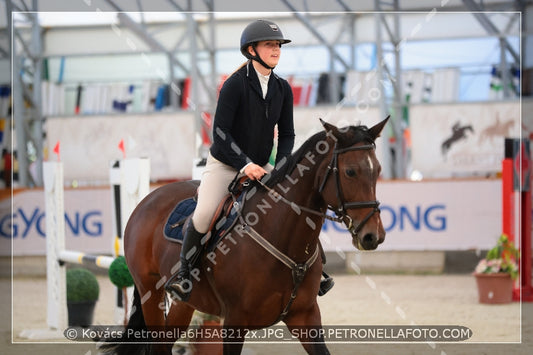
164,195,242,249
164,197,197,242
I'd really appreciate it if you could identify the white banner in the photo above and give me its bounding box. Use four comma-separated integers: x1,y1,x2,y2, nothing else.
43,107,385,186
3,179,501,256
320,179,501,252
45,112,195,184
1,188,113,256
410,101,520,177
294,106,383,145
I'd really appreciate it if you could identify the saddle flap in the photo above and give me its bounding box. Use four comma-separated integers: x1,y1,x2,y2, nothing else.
207,194,234,233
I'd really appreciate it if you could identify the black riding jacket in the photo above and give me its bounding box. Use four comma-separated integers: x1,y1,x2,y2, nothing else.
210,61,295,171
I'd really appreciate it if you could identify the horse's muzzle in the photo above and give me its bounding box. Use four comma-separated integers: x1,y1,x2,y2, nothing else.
352,232,378,250
352,227,386,250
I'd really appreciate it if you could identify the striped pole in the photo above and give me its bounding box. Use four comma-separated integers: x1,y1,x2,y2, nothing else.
58,250,114,269
503,139,533,302
41,158,150,331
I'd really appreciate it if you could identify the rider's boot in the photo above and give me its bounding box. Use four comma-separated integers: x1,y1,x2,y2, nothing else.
165,222,204,301
318,241,334,296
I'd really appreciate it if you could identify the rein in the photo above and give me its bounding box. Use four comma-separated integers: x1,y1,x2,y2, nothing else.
256,179,340,222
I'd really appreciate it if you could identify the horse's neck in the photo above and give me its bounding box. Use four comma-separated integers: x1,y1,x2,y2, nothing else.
251,154,327,261
275,159,324,212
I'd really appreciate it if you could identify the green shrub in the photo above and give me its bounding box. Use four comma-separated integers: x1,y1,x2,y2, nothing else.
66,268,100,302
108,256,134,289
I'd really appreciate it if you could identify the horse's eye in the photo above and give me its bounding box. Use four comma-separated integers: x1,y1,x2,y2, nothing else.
345,168,356,177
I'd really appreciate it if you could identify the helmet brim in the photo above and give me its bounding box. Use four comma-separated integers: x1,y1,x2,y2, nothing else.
240,38,291,57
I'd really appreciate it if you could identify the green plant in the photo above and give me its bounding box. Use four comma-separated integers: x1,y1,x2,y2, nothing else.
108,256,134,288
66,268,100,302
475,234,519,280
108,256,134,326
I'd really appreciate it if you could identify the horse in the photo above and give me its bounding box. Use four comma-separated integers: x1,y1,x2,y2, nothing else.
478,117,514,144
441,121,474,157
99,117,389,355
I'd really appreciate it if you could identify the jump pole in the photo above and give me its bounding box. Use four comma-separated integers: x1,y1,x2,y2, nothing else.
43,160,68,332
20,158,150,339
110,157,151,323
503,138,533,302
20,161,116,339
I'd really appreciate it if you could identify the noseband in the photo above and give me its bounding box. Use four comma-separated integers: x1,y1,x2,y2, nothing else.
318,142,380,237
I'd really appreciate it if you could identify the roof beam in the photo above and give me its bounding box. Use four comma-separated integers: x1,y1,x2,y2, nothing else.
462,0,519,63
280,0,350,70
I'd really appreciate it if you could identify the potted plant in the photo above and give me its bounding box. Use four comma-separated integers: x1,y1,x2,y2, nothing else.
474,234,519,304
66,267,100,326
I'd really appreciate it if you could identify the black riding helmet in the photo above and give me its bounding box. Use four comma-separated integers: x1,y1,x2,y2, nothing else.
240,19,291,70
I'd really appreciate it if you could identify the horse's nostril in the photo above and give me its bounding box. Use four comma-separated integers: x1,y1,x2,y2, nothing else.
363,233,376,247
363,233,375,242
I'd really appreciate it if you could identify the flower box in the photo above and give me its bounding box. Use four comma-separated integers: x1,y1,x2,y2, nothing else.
473,234,518,305
474,272,513,304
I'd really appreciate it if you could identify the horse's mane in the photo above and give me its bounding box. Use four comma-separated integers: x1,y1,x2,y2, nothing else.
264,124,375,187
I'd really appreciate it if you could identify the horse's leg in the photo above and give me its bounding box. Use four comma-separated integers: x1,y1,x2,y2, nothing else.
221,320,245,355
135,276,170,354
163,300,195,354
134,286,194,354
284,302,330,355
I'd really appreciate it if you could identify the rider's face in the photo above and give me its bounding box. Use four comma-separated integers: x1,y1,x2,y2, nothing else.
248,40,281,69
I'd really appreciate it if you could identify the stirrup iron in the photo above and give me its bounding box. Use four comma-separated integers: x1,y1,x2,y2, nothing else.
318,271,334,296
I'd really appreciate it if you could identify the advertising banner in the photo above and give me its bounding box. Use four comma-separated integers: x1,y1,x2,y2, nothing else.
320,179,501,252
2,178,500,256
410,102,520,177
1,188,113,256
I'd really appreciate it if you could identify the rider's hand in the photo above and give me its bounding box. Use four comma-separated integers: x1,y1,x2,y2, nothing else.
244,163,267,180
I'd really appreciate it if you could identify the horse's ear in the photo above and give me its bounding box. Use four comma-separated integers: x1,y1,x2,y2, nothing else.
319,118,340,139
368,115,390,141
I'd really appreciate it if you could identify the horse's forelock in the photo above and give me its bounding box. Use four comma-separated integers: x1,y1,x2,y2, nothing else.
335,125,374,149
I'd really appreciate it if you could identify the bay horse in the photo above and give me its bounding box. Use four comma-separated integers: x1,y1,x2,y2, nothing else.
100,117,388,355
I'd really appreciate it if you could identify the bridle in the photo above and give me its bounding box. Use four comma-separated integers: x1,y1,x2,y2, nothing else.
257,140,380,238
318,141,381,237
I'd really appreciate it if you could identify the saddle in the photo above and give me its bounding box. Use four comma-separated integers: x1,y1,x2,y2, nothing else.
163,176,250,251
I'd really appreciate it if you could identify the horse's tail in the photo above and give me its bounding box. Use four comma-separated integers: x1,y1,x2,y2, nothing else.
97,286,152,355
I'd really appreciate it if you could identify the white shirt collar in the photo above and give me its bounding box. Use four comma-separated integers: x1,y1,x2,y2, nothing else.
254,66,270,99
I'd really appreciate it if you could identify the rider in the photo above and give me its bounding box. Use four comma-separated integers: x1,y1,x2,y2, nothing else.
165,19,333,301
165,19,294,301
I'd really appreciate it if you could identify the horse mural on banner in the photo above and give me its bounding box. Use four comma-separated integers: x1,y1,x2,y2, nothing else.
441,121,474,157
478,115,515,144
100,117,389,355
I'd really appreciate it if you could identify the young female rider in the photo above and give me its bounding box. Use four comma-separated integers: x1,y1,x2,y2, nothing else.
165,19,295,301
